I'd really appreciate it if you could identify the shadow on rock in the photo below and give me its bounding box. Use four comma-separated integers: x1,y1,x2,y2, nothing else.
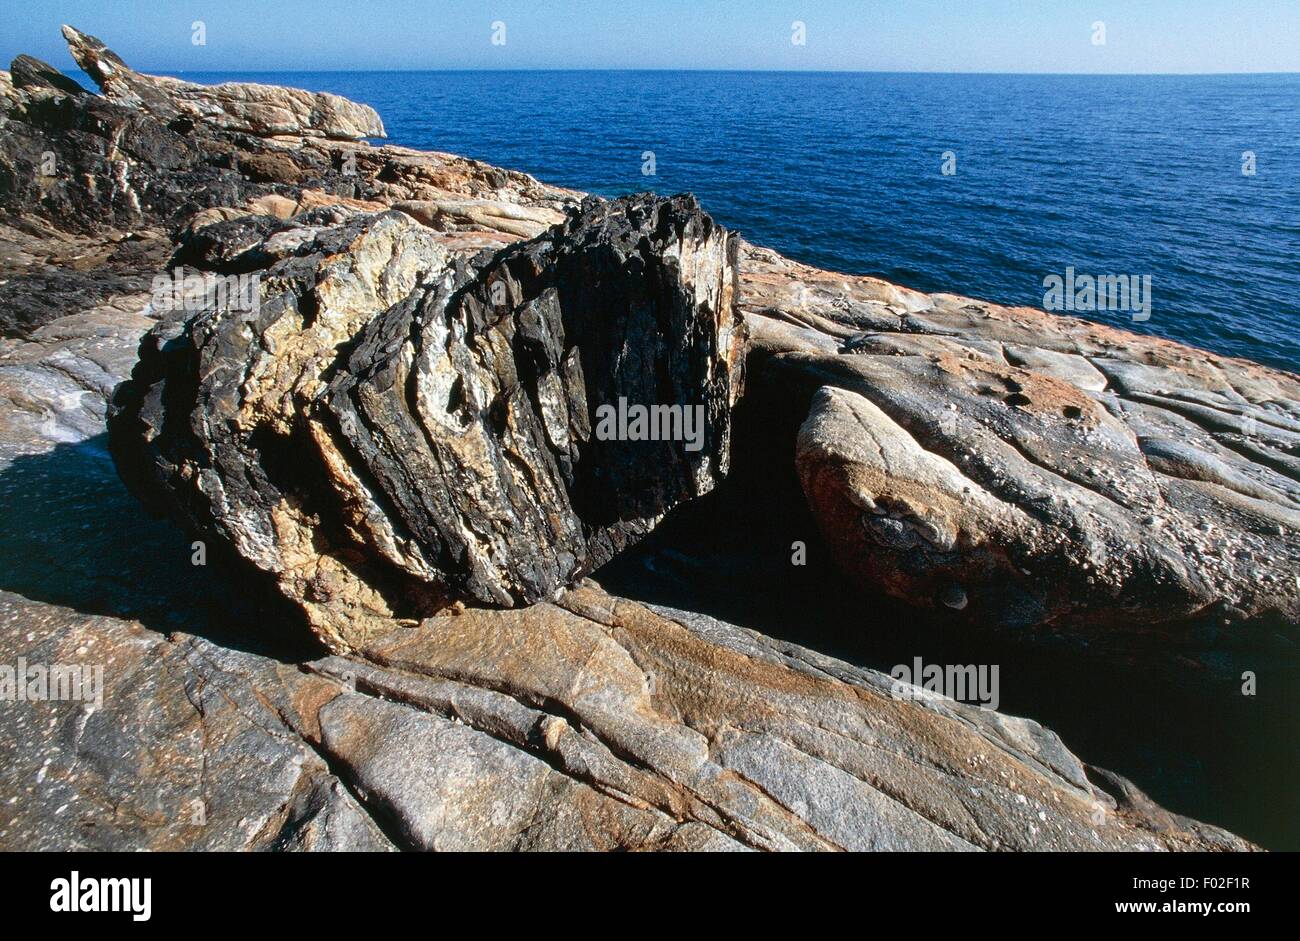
598,378,1300,851
0,434,324,662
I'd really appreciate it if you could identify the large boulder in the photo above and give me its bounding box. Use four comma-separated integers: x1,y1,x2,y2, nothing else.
741,245,1300,684
108,194,744,650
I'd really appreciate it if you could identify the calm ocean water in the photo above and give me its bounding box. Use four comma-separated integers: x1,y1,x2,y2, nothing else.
152,71,1299,373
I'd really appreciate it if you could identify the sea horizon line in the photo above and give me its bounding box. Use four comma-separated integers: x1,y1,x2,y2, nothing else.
59,67,1300,78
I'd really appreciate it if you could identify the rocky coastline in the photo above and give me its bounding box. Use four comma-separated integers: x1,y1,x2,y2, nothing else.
0,26,1295,850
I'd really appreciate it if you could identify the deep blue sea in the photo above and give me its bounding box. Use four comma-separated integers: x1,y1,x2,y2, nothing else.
146,71,1300,373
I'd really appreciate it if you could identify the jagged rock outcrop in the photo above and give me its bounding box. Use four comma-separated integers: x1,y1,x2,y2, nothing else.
61,25,385,140
0,25,1289,851
108,194,743,649
1,28,576,341
9,54,86,97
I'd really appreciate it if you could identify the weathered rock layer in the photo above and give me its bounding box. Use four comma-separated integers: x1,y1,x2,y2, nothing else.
741,248,1299,683
62,25,385,140
108,195,743,649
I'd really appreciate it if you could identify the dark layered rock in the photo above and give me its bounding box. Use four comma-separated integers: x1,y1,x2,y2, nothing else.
107,195,743,649
9,54,86,97
0,30,575,343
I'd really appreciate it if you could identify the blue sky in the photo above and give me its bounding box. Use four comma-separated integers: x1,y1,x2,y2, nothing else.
2,1,1297,73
